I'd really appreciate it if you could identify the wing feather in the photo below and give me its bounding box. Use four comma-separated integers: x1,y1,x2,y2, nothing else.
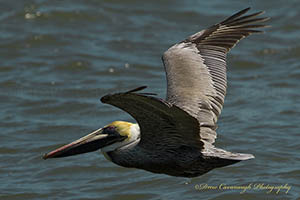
101,87,203,150
163,7,269,145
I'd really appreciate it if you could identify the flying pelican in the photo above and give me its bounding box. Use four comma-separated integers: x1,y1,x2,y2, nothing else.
43,8,269,177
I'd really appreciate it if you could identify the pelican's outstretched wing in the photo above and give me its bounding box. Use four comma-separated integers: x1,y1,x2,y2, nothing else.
101,87,203,150
162,7,269,146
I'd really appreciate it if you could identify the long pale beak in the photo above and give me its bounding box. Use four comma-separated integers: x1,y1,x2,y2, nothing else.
43,128,123,159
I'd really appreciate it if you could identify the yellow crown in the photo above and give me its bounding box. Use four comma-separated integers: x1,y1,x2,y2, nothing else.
106,121,133,138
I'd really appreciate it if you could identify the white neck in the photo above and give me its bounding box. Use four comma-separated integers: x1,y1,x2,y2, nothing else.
129,123,140,141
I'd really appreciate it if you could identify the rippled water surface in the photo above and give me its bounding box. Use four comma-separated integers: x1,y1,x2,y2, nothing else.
1,0,300,199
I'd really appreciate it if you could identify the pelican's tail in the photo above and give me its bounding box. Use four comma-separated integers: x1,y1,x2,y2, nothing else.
202,147,254,169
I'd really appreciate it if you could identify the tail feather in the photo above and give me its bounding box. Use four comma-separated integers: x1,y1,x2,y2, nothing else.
202,147,254,169
202,147,255,161
224,152,255,160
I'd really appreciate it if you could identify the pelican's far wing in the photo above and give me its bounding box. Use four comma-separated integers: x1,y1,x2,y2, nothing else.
162,7,269,145
101,86,204,150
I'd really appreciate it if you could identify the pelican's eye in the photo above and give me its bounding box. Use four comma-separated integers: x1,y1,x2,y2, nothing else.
104,126,117,135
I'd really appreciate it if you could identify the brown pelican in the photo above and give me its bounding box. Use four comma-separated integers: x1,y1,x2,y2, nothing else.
43,8,269,177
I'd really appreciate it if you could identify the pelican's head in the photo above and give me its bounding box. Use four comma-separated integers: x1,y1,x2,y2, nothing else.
43,121,140,160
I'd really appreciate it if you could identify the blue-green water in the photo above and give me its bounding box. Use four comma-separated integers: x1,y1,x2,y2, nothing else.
1,0,300,199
